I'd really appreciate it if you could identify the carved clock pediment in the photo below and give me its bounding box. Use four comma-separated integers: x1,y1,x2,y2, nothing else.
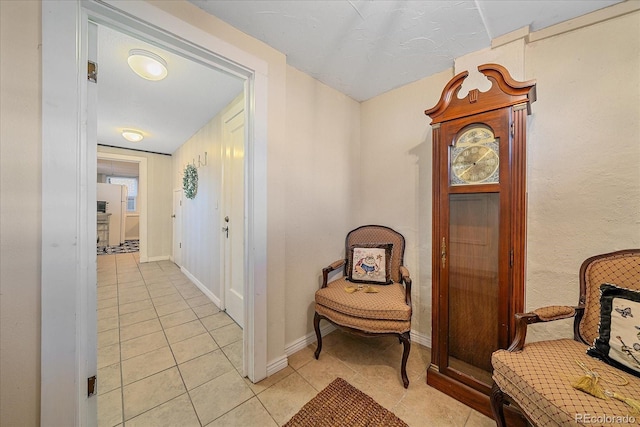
425,63,536,124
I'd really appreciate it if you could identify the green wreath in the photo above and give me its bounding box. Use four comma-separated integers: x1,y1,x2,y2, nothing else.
183,164,198,199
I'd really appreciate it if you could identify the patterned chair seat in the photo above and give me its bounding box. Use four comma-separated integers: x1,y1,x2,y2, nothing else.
315,278,411,324
493,339,640,426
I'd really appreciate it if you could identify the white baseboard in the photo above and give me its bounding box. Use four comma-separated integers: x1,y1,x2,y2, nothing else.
410,329,431,348
266,355,289,377
283,326,426,359
180,266,221,309
284,326,428,355
264,324,337,378
141,255,170,263
266,327,428,379
285,323,336,356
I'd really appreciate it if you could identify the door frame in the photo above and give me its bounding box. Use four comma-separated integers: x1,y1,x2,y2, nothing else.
41,1,268,425
97,152,148,261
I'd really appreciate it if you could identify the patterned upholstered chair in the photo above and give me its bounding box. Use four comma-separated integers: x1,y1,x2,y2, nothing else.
313,225,412,388
491,249,640,426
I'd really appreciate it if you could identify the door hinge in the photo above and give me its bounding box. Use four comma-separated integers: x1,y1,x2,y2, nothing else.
88,61,97,83
510,249,514,267
179,242,182,248
510,122,515,137
88,375,97,397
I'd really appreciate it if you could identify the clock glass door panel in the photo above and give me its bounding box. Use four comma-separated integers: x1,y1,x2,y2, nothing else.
447,193,499,385
436,111,510,394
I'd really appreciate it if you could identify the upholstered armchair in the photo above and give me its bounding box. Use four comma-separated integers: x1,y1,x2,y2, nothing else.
313,225,413,388
491,249,640,426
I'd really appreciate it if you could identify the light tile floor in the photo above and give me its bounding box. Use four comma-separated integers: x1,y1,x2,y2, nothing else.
97,252,495,427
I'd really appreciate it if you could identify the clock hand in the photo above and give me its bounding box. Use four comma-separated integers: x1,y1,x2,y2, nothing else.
459,149,492,177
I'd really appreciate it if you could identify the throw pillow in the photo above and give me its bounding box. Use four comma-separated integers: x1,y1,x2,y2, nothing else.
347,243,393,285
587,283,640,378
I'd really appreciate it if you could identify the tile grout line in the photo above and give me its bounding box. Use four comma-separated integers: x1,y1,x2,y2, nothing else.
123,254,181,425
117,252,162,425
151,269,205,427
116,254,126,426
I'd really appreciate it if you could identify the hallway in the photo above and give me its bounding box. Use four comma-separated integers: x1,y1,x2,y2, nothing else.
97,252,246,425
96,252,494,426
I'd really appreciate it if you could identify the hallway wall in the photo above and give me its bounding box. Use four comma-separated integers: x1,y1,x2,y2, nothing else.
171,94,244,302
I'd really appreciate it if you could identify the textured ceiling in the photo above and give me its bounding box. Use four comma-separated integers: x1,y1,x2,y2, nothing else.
190,0,623,101
98,1,623,156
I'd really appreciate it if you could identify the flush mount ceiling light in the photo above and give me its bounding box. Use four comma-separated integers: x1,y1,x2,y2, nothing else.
121,130,144,143
127,49,168,81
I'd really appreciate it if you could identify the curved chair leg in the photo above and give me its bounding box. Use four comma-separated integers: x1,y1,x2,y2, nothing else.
490,382,507,427
399,332,411,388
313,312,322,359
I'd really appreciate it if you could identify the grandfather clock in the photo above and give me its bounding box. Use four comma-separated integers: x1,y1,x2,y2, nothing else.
425,64,536,416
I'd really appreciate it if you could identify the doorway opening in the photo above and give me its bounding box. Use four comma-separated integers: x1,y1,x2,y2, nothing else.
41,2,269,424
97,153,147,260
93,20,247,422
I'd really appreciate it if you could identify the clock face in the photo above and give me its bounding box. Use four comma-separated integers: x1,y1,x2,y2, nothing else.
450,125,499,185
456,127,495,146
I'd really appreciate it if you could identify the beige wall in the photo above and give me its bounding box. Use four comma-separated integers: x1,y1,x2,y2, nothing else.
524,11,640,340
0,1,41,425
359,69,453,339
359,10,640,344
283,65,361,346
97,145,173,259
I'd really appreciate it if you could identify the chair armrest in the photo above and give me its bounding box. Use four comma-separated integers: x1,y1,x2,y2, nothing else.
399,266,412,306
507,305,584,352
321,259,346,288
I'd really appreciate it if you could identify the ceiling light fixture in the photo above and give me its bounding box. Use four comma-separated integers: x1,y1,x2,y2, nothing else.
127,49,168,81
121,130,144,143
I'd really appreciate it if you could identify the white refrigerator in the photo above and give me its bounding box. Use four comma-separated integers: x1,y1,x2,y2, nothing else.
97,183,128,246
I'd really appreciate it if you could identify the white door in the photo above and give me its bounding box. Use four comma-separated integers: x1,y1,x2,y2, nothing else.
222,106,245,328
172,189,183,267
